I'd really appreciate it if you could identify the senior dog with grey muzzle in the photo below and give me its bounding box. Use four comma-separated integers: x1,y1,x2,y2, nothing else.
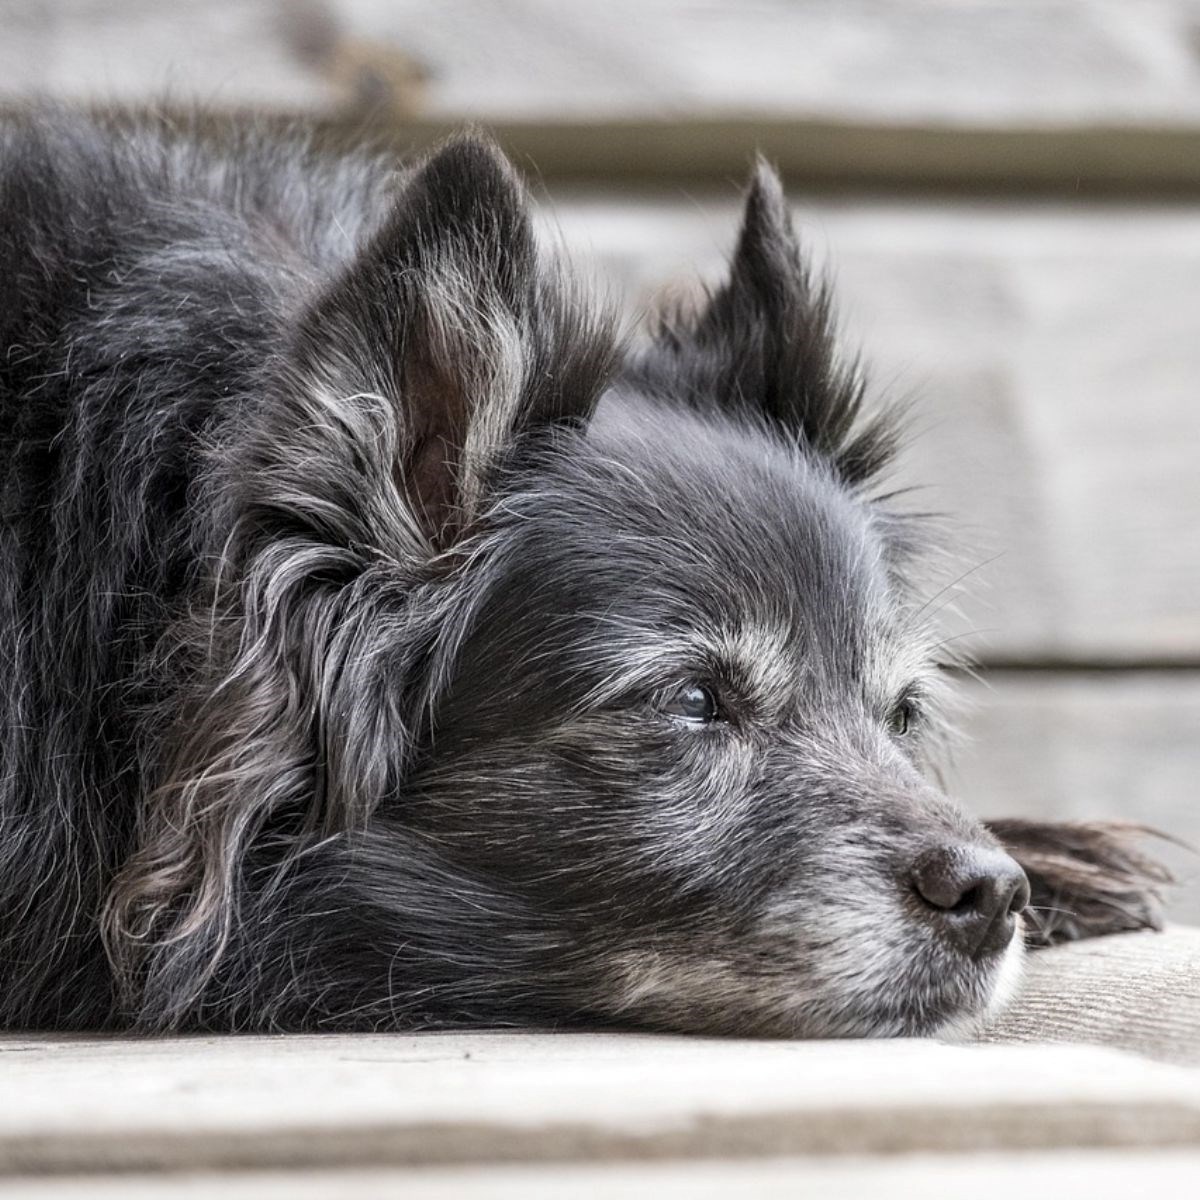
0,110,1167,1034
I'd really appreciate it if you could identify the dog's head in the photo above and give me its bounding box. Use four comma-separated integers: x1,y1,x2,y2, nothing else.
371,147,1028,1038
110,135,1163,1034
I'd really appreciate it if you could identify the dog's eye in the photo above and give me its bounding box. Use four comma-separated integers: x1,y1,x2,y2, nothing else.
888,698,916,737
661,684,720,724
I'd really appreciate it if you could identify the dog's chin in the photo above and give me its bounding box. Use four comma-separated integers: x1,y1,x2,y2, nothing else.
830,930,1028,1041
599,922,1028,1039
829,926,1028,1042
760,917,1029,1041
930,927,1027,1042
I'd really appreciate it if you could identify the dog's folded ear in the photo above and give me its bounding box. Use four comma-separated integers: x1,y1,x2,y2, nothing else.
296,134,615,548
630,158,897,486
985,817,1175,946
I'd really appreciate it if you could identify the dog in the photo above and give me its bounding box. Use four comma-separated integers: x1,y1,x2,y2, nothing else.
0,109,1168,1035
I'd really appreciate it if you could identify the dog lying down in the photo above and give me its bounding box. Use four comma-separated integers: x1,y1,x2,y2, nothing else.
0,111,1169,1036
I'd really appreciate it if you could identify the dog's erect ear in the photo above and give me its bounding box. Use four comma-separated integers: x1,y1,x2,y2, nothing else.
715,159,811,333
104,139,614,1028
296,134,615,547
630,159,896,485
986,818,1173,947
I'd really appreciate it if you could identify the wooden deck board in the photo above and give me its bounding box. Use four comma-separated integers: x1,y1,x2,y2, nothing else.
9,1150,1200,1199
953,672,1200,920
11,0,1200,128
547,191,1200,663
11,2,1200,190
1,1033,1198,1176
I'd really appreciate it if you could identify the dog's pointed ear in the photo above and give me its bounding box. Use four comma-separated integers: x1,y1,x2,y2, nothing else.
296,134,615,548
633,158,896,485
986,818,1173,946
717,158,806,320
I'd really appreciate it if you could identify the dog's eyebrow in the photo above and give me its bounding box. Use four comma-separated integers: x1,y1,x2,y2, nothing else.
570,621,797,713
696,625,797,703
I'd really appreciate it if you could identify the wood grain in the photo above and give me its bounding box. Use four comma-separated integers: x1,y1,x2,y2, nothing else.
10,1152,1200,1199
1,1033,1198,1175
15,0,1200,129
545,192,1200,661
332,0,1200,127
10,2,1200,191
952,672,1200,919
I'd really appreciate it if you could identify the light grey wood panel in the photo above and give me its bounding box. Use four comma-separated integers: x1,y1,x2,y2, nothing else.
11,1151,1200,1199
0,1033,1198,1174
0,1,336,109
952,672,1200,919
982,928,1200,1065
546,192,1200,660
333,0,1200,127
12,0,1200,127
11,3,1200,190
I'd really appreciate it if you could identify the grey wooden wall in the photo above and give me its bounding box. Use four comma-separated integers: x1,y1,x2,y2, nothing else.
3,0,1198,915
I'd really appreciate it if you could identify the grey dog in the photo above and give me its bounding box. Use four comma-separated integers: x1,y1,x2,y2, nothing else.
0,110,1166,1034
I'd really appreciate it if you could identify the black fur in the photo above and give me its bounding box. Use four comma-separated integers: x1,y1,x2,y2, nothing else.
0,110,1166,1034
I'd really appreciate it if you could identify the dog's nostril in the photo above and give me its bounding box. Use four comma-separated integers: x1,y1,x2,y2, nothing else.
911,846,976,911
910,845,1029,958
1009,870,1032,916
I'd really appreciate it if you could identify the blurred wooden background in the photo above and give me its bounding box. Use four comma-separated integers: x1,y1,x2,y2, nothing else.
3,0,1198,915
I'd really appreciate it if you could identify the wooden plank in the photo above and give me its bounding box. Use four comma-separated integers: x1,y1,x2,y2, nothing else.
9,3,1200,191
0,1034,1198,1175
10,1150,1200,1199
15,0,1200,130
334,0,1200,128
984,928,1200,1066
952,672,1200,919
0,2,338,110
322,118,1200,193
545,192,1200,661
955,674,1200,826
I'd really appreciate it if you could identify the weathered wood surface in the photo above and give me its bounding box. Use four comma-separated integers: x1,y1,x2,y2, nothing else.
548,192,1200,664
9,0,1200,125
333,0,1200,127
982,928,1200,1065
0,1,338,110
1,1032,1199,1177
10,2,1200,189
954,673,1200,920
5,10,1199,661
10,1151,1200,1199
956,674,1200,831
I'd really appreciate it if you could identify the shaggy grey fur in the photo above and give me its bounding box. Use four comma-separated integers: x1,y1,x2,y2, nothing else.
0,110,1166,1034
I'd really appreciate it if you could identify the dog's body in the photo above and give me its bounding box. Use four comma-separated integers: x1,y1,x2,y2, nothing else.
0,111,1165,1034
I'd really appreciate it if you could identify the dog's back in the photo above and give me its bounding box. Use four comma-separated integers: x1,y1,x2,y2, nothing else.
0,114,385,1025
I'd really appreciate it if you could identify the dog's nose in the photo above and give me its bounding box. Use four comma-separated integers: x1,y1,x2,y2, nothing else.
910,845,1030,958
